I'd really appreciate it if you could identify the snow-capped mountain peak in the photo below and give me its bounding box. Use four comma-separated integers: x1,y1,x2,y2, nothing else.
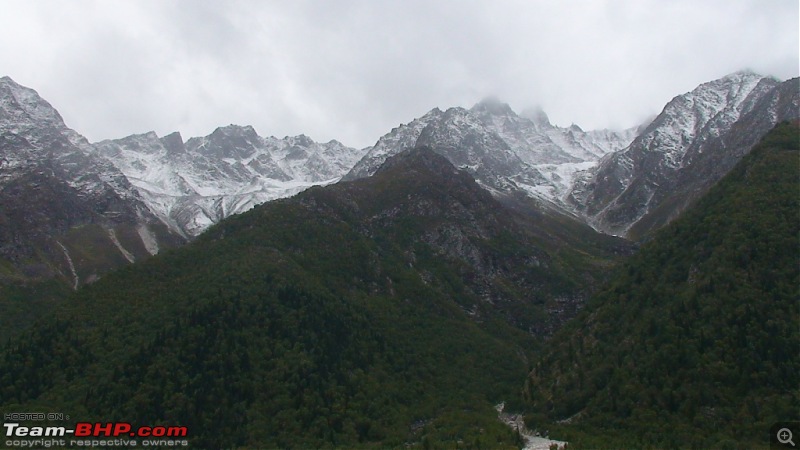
342,107,445,181
160,131,185,154
94,125,367,236
519,105,552,130
634,70,778,169
470,96,516,117
569,70,794,237
5,70,793,242
346,98,638,211
0,76,89,150
1,76,65,129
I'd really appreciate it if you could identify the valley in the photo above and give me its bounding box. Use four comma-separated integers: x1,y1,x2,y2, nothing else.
0,71,797,448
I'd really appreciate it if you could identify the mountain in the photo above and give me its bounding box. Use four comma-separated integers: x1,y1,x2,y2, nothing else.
2,70,796,448
0,146,630,448
2,70,794,343
344,98,638,212
571,71,800,237
522,122,800,448
0,76,366,342
0,77,184,342
93,126,365,237
343,72,797,240
5,71,794,244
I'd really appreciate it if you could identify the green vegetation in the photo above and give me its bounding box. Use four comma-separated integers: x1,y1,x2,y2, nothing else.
0,149,626,448
0,211,525,448
4,121,793,447
0,280,71,345
523,122,800,448
0,222,166,345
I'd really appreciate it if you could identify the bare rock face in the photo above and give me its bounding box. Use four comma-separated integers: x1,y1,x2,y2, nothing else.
570,72,799,237
347,72,797,240
2,70,795,297
345,99,637,213
0,76,183,288
262,146,633,336
94,126,366,237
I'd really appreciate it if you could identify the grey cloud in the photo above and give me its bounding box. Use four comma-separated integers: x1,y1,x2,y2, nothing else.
1,0,797,148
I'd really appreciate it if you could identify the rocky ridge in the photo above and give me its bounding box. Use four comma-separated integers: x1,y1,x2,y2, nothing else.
345,98,639,213
569,71,799,236
0,76,183,288
94,127,365,237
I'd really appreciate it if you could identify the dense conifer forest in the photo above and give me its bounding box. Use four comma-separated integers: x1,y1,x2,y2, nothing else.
523,122,800,448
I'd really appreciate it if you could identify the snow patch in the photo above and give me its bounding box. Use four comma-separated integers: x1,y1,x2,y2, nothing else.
56,241,79,290
95,129,367,236
137,224,159,255
107,228,135,263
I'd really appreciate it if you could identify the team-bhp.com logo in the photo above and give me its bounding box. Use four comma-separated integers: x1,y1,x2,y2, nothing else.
5,422,187,437
5,422,189,447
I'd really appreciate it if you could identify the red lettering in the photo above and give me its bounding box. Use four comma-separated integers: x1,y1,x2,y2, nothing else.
74,423,92,437
113,423,131,436
74,422,187,438
94,423,113,436
166,426,188,437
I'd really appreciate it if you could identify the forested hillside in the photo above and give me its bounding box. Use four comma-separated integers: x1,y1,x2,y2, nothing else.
523,122,800,448
0,148,627,449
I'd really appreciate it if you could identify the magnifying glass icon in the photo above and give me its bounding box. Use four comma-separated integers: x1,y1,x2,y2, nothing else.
778,428,795,446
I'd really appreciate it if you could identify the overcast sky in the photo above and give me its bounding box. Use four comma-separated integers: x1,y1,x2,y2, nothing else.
1,0,797,148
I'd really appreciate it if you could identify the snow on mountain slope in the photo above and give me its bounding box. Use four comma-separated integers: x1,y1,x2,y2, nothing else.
0,76,87,149
0,76,184,287
0,75,633,240
343,108,444,181
7,70,789,242
569,70,795,236
103,97,637,237
345,98,638,211
94,126,366,237
0,76,154,210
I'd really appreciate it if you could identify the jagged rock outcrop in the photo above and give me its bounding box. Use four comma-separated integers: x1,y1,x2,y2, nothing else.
570,71,799,237
94,126,366,236
0,76,183,289
345,98,638,212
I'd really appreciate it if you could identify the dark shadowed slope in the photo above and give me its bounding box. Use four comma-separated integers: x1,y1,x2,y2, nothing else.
524,122,800,448
1,147,628,448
